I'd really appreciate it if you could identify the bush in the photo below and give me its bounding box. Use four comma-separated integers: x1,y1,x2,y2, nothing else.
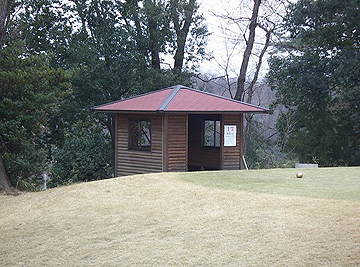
50,121,112,186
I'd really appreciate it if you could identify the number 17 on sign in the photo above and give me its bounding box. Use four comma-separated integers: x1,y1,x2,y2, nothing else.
224,125,236,147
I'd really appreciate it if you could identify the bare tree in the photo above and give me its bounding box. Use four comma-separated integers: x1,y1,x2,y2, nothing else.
198,0,289,162
202,0,287,98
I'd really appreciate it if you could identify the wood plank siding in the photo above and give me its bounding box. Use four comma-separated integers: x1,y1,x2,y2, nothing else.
116,114,163,176
222,114,243,170
166,114,188,172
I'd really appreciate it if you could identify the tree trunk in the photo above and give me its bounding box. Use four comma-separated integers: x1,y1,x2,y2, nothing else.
0,152,18,195
172,0,196,73
101,114,116,177
0,0,9,47
234,0,261,101
173,31,187,72
148,12,161,70
145,0,161,70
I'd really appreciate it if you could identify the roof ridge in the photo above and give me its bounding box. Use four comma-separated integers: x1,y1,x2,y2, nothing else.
157,85,182,111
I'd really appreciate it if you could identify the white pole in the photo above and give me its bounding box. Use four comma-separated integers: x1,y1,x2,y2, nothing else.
43,173,47,190
242,155,249,170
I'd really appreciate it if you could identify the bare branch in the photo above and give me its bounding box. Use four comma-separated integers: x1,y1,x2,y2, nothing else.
193,74,226,83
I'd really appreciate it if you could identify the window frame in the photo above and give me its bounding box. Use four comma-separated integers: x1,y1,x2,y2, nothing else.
128,119,152,151
203,119,221,148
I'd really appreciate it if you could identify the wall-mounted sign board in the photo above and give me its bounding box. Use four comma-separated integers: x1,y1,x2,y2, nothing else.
224,125,237,147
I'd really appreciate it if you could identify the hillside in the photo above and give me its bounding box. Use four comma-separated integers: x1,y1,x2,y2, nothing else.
1,168,360,266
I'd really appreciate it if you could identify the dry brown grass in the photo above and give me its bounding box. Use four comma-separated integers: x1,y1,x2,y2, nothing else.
1,171,360,266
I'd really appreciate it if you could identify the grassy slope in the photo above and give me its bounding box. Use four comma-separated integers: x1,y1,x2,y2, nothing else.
178,167,360,201
1,167,360,266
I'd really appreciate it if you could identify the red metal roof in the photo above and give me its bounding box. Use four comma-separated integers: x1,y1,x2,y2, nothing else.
93,88,173,112
93,85,268,113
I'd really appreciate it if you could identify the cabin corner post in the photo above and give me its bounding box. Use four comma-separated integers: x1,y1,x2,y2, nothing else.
220,114,224,170
162,113,169,172
185,114,189,171
114,113,118,177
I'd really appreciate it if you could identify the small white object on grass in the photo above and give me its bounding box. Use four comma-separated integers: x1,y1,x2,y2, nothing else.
296,172,303,178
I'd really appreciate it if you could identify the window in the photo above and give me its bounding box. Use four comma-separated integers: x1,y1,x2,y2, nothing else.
129,120,151,150
204,120,221,147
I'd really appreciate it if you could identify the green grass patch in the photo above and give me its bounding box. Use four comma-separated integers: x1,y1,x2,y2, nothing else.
176,167,360,201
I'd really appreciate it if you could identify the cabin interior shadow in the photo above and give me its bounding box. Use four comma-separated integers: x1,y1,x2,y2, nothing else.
188,114,221,171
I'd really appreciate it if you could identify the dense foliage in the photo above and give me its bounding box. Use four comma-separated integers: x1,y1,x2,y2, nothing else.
268,0,360,166
50,121,112,186
0,42,71,189
0,0,208,190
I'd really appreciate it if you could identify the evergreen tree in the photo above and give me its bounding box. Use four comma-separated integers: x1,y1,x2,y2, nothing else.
268,0,360,166
0,42,71,190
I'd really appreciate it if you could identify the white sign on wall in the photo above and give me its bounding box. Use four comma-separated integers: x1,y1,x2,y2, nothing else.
224,125,237,147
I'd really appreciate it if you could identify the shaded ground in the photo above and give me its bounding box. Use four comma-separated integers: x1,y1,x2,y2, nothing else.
1,168,360,266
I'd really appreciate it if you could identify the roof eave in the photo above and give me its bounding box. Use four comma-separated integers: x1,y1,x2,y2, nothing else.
93,109,268,114
162,110,268,114
92,109,159,114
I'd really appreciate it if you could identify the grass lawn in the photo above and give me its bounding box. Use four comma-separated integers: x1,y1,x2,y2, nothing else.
178,167,360,201
1,167,360,266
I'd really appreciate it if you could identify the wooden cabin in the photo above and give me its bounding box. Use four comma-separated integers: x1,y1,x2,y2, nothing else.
93,85,268,176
